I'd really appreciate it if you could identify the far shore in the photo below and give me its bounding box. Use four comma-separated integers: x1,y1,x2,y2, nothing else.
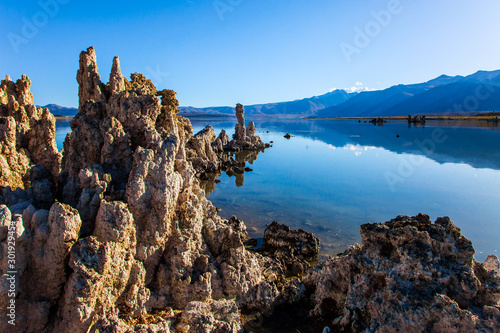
55,115,73,120
55,113,500,122
308,114,500,122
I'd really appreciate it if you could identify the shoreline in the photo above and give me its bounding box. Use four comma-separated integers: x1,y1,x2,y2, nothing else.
308,114,500,122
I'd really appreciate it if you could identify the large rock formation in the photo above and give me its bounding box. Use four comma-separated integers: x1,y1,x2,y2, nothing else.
0,47,290,333
0,47,498,333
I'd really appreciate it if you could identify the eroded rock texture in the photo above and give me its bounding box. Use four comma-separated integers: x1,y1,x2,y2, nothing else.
303,214,500,332
0,75,61,189
260,221,320,277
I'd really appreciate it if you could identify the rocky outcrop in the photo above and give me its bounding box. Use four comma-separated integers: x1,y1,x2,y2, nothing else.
186,124,223,176
260,221,320,277
302,214,500,332
227,103,269,151
0,75,61,189
369,117,387,126
0,202,81,332
185,104,270,193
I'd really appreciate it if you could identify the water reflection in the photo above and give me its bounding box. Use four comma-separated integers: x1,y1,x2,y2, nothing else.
55,119,72,150
249,119,500,170
199,149,264,195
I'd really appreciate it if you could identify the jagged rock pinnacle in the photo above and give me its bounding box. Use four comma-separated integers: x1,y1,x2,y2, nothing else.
109,56,125,95
77,46,106,109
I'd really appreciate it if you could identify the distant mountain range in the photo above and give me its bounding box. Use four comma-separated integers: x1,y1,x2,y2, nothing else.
180,70,500,118
45,69,500,118
43,89,355,118
179,89,357,117
41,104,78,117
317,70,500,117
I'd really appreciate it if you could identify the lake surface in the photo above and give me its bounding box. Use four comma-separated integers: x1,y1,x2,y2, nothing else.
56,118,500,262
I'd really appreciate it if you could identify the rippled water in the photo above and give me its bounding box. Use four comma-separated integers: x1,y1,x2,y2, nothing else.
56,118,500,261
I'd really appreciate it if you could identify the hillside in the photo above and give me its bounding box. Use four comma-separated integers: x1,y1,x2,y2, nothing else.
317,70,500,117
179,89,356,117
41,104,78,117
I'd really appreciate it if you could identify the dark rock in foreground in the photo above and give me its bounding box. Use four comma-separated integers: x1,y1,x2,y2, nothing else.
263,221,320,277
301,214,500,332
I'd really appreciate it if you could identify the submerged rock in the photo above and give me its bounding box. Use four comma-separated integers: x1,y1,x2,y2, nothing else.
261,221,320,277
369,117,387,126
264,221,320,259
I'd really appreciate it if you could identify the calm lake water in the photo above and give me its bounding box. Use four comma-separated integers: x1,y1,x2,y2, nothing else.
56,118,500,261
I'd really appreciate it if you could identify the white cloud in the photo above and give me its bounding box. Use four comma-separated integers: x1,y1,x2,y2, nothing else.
330,82,376,94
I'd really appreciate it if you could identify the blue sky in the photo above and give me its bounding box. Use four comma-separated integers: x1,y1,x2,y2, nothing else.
1,0,500,108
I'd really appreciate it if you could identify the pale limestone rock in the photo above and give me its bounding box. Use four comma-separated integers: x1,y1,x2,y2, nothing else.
234,103,246,143
77,46,106,108
0,116,30,188
483,255,499,275
15,74,34,106
28,203,81,300
177,300,242,332
54,236,106,332
247,121,256,137
186,125,221,175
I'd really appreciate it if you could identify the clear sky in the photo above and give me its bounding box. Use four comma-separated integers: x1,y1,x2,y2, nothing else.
1,0,500,108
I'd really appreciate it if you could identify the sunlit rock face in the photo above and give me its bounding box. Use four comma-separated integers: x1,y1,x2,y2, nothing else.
0,74,61,190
